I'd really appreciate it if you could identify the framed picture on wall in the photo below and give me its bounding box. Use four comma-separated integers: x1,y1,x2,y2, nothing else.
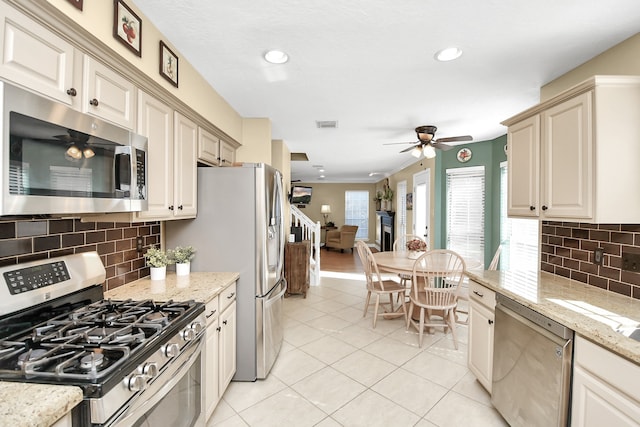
159,41,179,87
406,193,413,210
113,0,142,57
66,0,83,10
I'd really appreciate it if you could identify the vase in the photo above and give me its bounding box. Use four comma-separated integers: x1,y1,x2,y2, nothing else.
175,262,190,276
407,250,424,260
149,266,166,281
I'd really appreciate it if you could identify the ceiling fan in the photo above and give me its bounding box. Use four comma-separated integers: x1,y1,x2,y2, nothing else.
385,125,472,158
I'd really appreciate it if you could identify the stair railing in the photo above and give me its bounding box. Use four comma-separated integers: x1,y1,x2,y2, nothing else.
290,204,321,285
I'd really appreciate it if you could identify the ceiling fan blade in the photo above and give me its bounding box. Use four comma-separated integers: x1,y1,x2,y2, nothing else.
399,144,420,153
431,141,455,151
383,141,418,146
435,135,473,143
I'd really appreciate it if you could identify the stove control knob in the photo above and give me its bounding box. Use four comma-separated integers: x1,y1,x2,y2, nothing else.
142,362,159,378
164,342,180,358
127,374,147,392
182,321,204,341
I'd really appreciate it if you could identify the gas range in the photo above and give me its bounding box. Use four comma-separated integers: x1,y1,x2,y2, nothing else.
0,252,205,426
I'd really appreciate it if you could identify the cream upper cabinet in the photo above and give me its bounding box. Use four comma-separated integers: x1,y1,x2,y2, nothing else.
173,112,198,218
137,91,174,220
503,76,640,223
571,336,640,427
197,127,236,167
0,2,76,104
83,56,136,130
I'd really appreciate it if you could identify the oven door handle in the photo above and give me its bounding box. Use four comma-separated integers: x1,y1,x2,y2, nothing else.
109,338,204,426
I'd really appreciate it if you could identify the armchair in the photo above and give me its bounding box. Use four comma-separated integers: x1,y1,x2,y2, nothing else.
325,225,358,253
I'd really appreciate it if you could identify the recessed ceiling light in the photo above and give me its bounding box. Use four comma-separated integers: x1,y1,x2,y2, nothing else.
264,50,289,64
434,47,462,62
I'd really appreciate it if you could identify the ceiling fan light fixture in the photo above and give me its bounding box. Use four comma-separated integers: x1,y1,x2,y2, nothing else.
411,146,423,158
423,145,437,159
415,125,437,142
435,47,462,62
264,50,289,64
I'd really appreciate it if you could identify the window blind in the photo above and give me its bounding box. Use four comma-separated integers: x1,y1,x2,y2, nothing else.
396,181,407,237
345,191,369,239
446,166,485,262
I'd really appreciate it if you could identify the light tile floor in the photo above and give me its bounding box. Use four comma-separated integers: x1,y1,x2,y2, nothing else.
208,271,508,427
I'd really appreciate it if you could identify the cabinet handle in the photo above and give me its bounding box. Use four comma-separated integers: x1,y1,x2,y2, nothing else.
488,319,494,325
216,326,221,332
529,206,535,211
206,309,217,318
541,205,548,211
168,205,174,211
227,292,235,299
472,290,484,298
66,88,77,96
89,98,99,107
223,320,227,325
178,205,183,210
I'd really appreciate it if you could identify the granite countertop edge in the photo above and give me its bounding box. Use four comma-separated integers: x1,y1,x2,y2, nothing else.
466,269,640,364
0,271,239,427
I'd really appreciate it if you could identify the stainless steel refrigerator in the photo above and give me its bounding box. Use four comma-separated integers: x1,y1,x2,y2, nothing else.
165,163,286,381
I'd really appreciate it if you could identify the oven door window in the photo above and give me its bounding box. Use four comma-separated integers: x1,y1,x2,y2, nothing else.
131,353,202,427
9,112,128,199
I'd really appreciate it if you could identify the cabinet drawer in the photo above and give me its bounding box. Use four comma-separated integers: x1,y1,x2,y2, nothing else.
469,280,496,309
220,282,237,312
204,296,219,327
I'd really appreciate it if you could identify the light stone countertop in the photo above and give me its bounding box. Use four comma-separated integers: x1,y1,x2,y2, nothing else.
0,382,83,427
104,271,239,303
466,269,640,364
0,272,239,427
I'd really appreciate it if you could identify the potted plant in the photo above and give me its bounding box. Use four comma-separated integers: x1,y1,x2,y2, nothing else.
169,245,196,276
373,190,383,210
144,245,171,280
382,188,393,211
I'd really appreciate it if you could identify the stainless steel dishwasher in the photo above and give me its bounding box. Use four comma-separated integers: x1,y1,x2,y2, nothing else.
492,293,574,427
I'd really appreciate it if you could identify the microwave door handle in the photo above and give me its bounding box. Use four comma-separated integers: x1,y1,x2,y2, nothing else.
114,146,132,192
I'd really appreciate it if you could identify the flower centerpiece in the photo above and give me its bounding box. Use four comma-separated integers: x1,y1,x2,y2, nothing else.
168,245,196,276
144,245,171,280
406,238,427,259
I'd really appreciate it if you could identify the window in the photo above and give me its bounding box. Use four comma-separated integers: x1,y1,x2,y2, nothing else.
446,166,485,262
396,181,407,237
345,191,369,239
500,162,539,269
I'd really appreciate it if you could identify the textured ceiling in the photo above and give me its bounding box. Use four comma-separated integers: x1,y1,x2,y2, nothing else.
133,0,640,183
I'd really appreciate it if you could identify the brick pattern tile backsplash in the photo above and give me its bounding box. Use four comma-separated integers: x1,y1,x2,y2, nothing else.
0,218,160,291
541,222,640,299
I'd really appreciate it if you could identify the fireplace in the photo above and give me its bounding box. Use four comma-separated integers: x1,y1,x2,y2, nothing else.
376,211,395,252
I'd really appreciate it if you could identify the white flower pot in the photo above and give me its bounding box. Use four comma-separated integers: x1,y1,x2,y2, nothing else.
407,251,424,260
175,262,190,276
150,266,167,281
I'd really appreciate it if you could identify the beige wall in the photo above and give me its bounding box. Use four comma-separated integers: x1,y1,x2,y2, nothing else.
47,0,244,142
237,118,272,164
297,182,377,242
541,32,640,100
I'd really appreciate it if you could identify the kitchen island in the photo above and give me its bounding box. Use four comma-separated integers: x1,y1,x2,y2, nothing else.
466,269,640,363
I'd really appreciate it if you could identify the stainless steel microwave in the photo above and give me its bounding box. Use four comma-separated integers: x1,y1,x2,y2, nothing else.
0,82,147,216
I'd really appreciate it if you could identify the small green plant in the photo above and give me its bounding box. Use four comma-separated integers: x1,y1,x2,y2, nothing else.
373,190,383,202
383,188,394,201
326,221,335,227
144,245,171,267
169,245,196,264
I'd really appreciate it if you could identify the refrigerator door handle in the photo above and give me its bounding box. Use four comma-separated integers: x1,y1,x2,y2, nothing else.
273,170,285,278
264,279,287,305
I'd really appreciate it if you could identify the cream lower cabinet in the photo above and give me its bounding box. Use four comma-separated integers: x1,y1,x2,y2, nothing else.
204,282,237,422
504,76,640,223
51,413,72,427
467,280,496,393
571,336,640,427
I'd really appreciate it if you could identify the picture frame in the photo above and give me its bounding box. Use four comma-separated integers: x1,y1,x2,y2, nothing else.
159,41,179,87
406,193,413,210
113,0,142,57
66,0,83,11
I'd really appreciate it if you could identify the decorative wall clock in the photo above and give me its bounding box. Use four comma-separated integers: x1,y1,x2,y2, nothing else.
456,147,472,163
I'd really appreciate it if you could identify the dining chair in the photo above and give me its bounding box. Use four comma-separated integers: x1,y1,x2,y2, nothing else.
455,244,502,325
406,249,466,348
355,241,407,328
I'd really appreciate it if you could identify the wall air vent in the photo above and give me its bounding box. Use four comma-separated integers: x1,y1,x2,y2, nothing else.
316,120,338,129
291,152,309,161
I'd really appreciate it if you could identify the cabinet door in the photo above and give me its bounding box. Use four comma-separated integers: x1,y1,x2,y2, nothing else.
541,92,593,219
507,115,540,217
205,318,220,421
468,299,494,393
198,127,220,166
571,365,640,427
0,3,76,105
83,56,135,129
219,301,236,394
219,140,236,166
137,91,174,220
173,112,198,218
